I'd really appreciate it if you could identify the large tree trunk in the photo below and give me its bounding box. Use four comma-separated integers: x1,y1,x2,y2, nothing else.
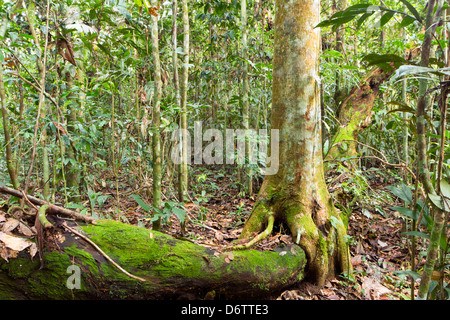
239,0,350,287
0,219,305,299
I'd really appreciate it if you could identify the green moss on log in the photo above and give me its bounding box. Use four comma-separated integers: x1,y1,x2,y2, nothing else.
0,219,306,299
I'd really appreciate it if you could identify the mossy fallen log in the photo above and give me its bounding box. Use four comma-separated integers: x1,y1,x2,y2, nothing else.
0,219,306,299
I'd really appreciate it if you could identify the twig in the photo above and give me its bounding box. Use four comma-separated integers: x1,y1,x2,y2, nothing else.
357,155,417,180
20,189,39,212
341,139,388,162
61,222,146,282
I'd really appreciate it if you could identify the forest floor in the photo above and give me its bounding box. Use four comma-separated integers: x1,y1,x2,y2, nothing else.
108,165,424,300
0,165,440,300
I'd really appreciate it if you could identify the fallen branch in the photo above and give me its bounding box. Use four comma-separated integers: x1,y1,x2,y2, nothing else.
0,185,95,223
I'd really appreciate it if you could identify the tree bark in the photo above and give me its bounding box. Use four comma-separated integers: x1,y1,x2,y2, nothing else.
151,0,163,231
241,0,252,195
417,0,446,300
0,0,22,190
0,219,306,299
179,0,189,202
239,0,350,287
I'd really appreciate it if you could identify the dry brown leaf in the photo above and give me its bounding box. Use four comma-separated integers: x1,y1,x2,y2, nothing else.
18,222,34,237
0,243,8,261
57,37,77,66
361,276,392,300
29,243,37,258
2,218,19,233
215,232,223,241
227,252,234,261
0,231,33,251
147,5,160,17
290,245,298,255
280,235,292,244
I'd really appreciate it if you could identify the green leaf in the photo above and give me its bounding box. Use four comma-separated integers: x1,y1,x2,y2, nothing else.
96,195,110,210
392,65,450,81
386,107,416,115
322,49,344,59
379,11,395,27
386,120,396,130
399,0,422,23
316,4,373,28
176,47,187,56
428,193,449,212
362,53,410,67
401,231,430,239
388,184,413,205
172,207,186,224
390,206,418,220
130,194,150,212
399,15,415,28
440,180,450,199
356,12,373,29
395,270,421,281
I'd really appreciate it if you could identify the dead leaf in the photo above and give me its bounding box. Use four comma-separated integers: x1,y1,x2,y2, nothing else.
215,232,223,241
147,5,160,17
29,243,37,259
0,231,33,251
57,36,77,66
224,257,231,264
280,235,292,244
0,243,8,261
18,222,34,237
378,240,388,248
361,276,392,300
227,252,234,261
2,218,19,233
290,245,298,255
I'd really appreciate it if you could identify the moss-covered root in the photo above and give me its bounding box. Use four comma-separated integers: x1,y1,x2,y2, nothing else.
225,215,274,251
38,205,53,229
239,201,273,240
284,202,351,286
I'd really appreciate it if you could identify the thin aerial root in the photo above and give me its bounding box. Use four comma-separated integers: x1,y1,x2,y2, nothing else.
224,215,275,251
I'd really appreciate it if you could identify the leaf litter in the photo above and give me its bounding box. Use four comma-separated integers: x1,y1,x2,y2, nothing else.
0,168,446,300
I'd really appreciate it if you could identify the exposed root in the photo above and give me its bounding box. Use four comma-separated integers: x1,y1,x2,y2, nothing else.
38,205,53,229
223,215,274,251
